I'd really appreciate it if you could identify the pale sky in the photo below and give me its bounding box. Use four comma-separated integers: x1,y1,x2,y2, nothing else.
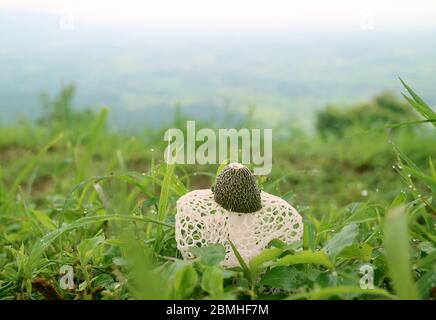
2,0,436,32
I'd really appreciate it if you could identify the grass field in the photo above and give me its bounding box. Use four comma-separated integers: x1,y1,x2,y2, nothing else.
0,80,434,300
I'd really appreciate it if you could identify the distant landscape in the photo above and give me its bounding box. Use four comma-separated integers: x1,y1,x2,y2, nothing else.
1,11,436,129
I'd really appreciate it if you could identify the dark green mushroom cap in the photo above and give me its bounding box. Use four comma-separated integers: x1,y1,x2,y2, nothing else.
213,163,262,213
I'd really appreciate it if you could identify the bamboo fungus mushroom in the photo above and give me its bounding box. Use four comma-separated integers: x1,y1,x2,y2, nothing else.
176,163,303,267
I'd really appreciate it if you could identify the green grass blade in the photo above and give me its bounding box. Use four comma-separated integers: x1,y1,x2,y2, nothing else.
154,162,176,250
228,239,252,283
275,250,334,269
75,108,108,181
303,218,316,251
9,133,64,197
249,247,283,278
399,78,436,127
383,206,420,300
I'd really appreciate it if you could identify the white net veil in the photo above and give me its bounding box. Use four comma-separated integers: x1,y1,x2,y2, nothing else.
176,189,303,267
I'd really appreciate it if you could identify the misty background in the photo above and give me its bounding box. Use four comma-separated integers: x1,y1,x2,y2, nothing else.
1,0,436,129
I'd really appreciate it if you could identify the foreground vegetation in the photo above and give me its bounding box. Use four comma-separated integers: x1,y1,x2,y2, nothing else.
0,81,434,300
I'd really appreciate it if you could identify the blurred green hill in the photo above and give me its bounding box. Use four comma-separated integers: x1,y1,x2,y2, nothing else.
1,84,434,212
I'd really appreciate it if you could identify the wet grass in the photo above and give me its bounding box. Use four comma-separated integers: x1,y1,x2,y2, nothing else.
0,81,434,300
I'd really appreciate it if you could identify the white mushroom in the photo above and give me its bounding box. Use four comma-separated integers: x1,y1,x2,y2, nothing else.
175,163,303,267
